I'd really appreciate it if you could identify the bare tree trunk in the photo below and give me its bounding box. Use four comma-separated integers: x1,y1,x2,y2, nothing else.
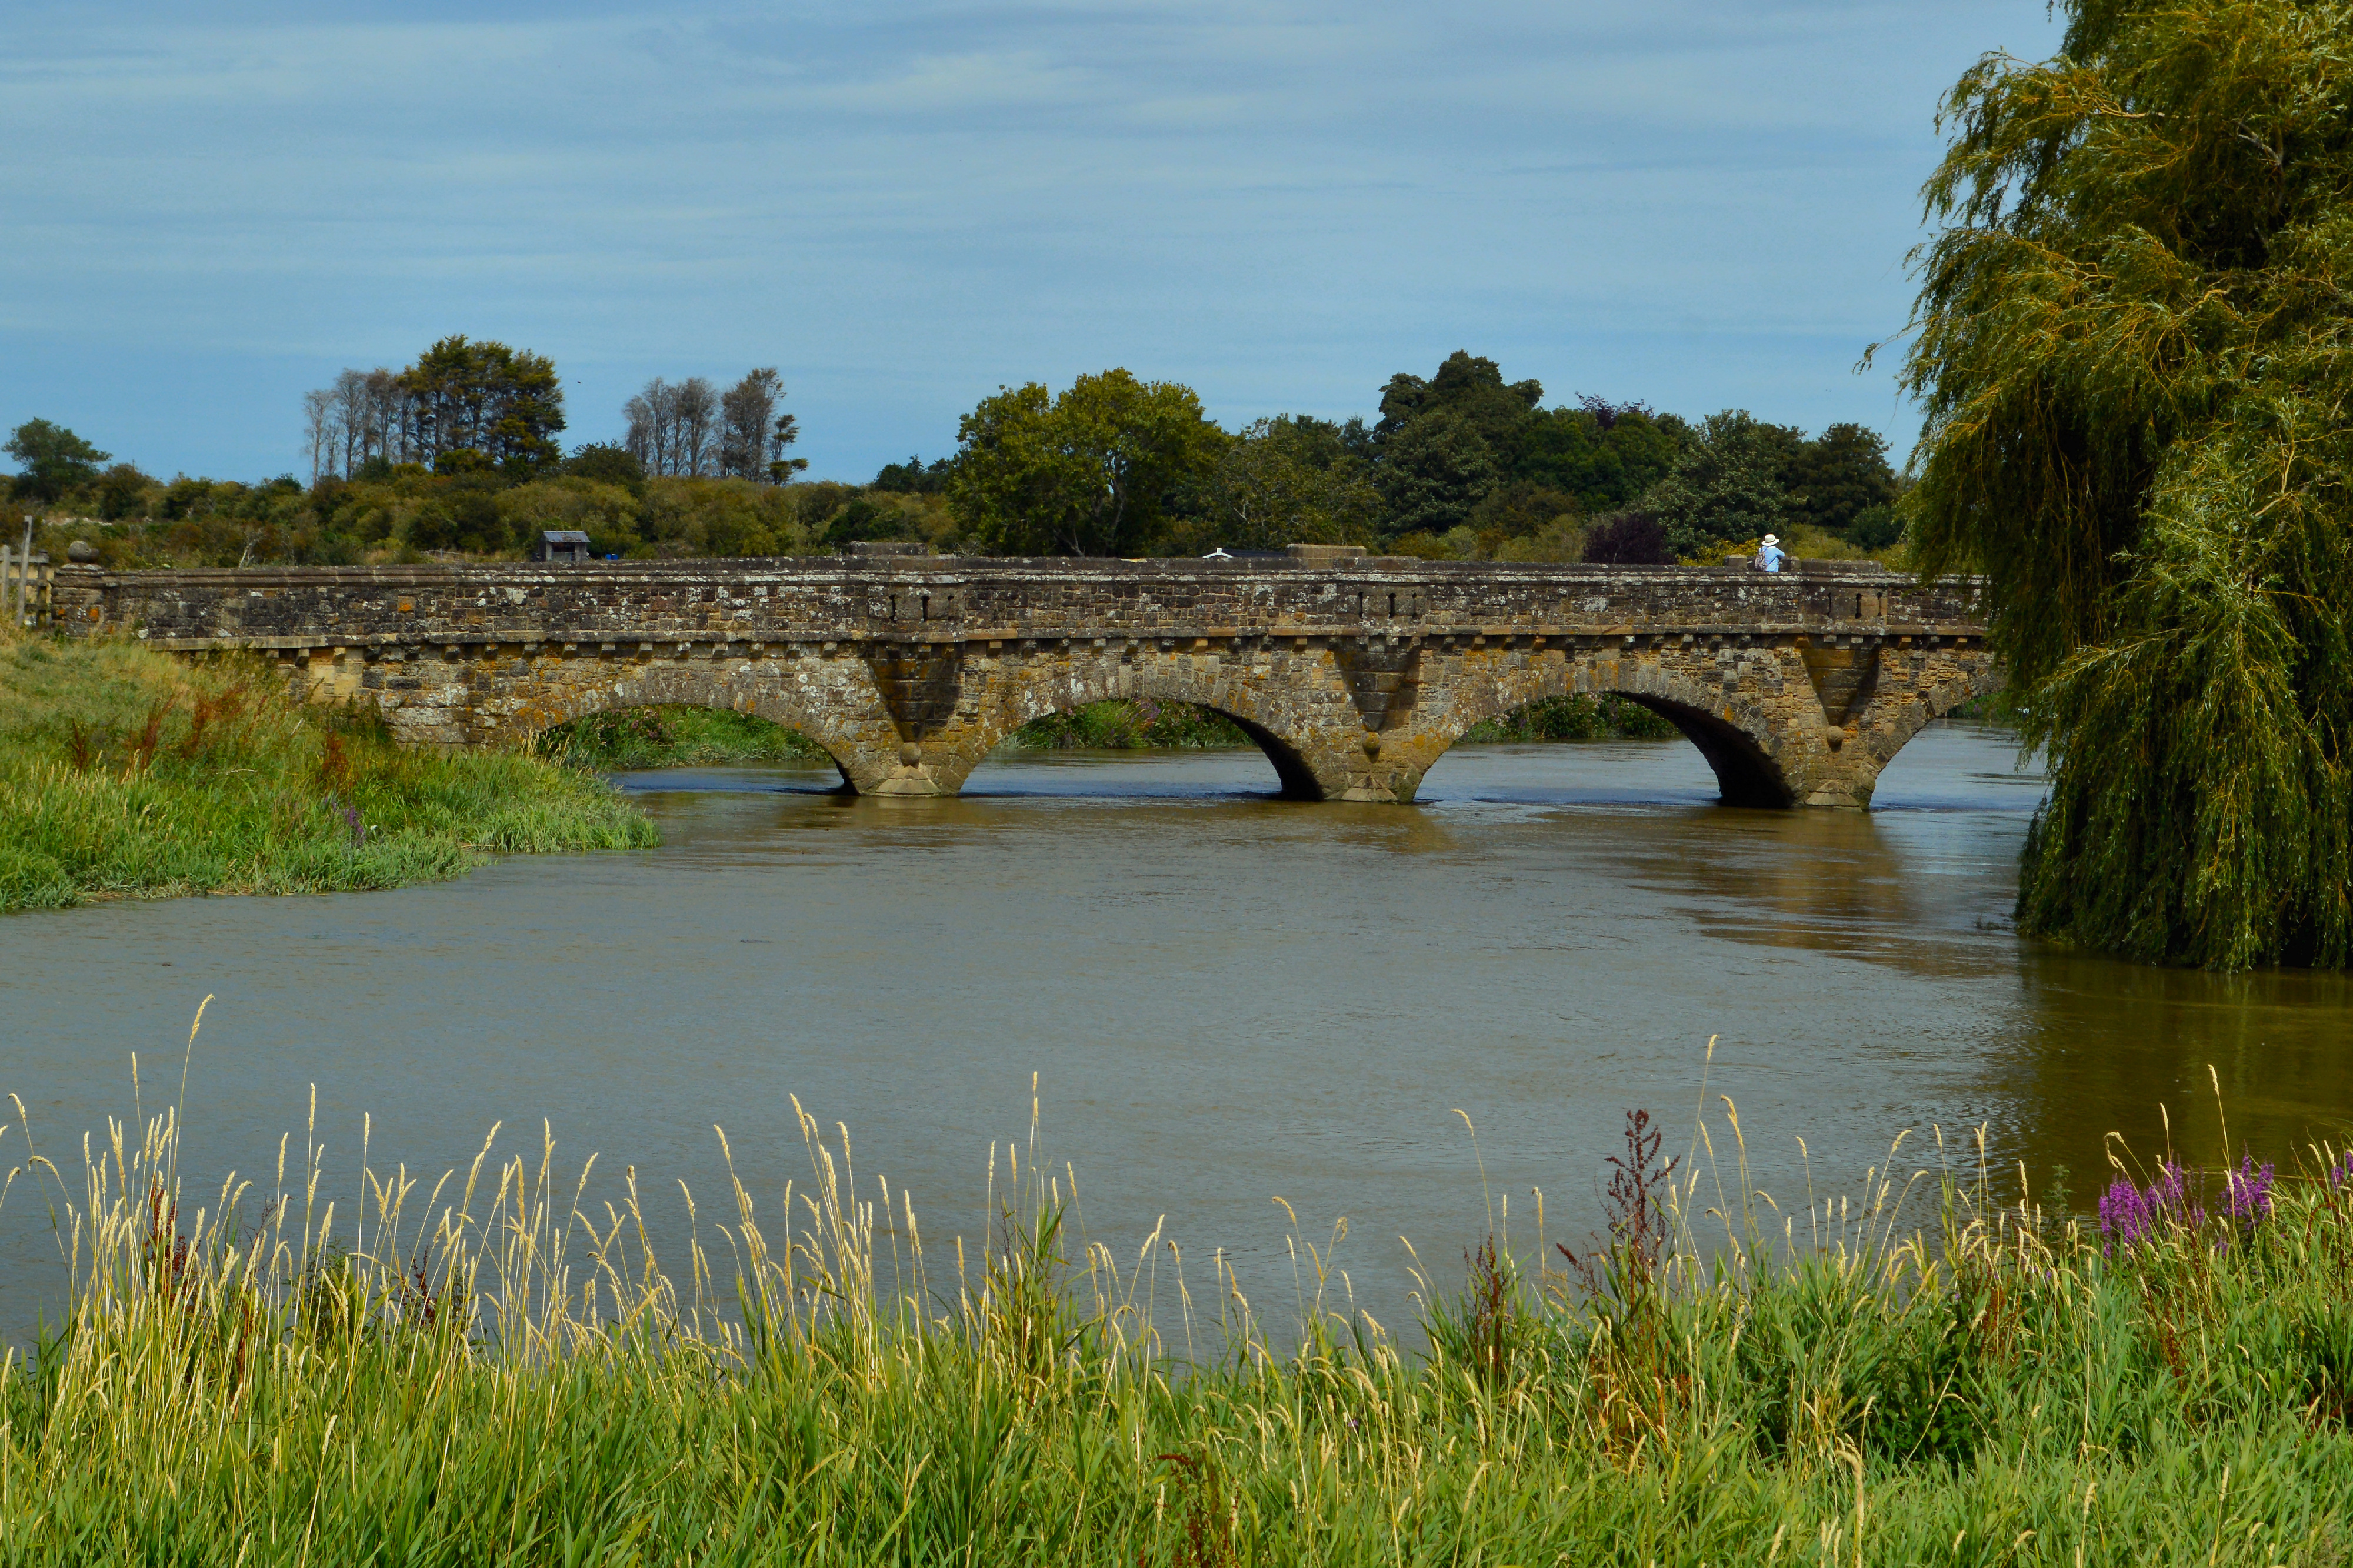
674,377,718,475
302,388,335,481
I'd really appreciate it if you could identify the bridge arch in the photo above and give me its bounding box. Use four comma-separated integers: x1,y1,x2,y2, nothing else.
495,662,882,792
1384,650,1802,808
936,657,1328,798
1605,694,1791,808
1837,657,2008,798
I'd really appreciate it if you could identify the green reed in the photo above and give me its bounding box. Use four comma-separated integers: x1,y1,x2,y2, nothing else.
0,634,655,912
4,1033,2352,1565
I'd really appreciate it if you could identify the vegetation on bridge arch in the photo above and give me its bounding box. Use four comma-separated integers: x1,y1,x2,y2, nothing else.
534,705,835,771
1457,692,1678,745
1900,0,2353,969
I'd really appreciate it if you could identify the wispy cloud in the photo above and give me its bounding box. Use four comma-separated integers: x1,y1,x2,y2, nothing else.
0,1,2061,479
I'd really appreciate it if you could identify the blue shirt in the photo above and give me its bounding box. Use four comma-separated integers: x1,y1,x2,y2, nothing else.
1756,543,1787,573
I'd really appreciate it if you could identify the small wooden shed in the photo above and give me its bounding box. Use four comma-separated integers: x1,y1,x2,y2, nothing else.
533,529,594,564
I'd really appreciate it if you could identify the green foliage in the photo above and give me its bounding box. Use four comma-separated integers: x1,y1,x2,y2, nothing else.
92,462,155,521
5,418,110,502
406,477,508,553
635,476,809,558
1641,410,1795,561
1456,693,1678,742
497,476,642,558
1514,398,1688,512
1007,698,1249,750
8,1093,2353,1563
1375,408,1506,536
1371,351,1538,534
1847,502,1905,552
1195,415,1383,551
871,453,955,494
0,636,654,913
562,441,646,495
1780,421,1901,538
949,370,1227,555
535,705,831,769
798,481,954,552
1898,0,2353,968
401,335,566,476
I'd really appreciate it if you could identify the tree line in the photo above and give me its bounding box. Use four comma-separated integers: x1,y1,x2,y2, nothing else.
8,342,1901,572
926,352,1899,565
621,370,808,482
301,336,565,478
296,341,811,488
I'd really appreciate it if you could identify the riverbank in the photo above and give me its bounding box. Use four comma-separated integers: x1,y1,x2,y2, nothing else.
0,635,655,913
2,1096,2345,1563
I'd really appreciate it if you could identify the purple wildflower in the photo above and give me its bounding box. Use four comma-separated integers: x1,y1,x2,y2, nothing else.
341,803,365,849
2098,1177,2155,1251
2225,1155,2276,1227
2096,1160,2216,1255
2153,1160,2208,1230
2329,1150,2353,1192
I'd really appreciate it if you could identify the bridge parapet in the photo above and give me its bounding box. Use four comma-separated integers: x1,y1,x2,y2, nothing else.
51,558,1997,808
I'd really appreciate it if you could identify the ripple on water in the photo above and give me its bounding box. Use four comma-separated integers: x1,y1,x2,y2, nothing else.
2,721,2346,1339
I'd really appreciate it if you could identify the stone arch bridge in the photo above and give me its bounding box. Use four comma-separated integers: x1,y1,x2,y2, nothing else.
53,550,1997,808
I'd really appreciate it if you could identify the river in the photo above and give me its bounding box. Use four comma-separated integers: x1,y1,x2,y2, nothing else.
5,720,2351,1338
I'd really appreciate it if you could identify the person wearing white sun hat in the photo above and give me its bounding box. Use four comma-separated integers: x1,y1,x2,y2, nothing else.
1754,533,1787,573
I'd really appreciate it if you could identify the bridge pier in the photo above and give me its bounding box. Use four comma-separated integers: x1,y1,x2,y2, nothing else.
54,558,1998,810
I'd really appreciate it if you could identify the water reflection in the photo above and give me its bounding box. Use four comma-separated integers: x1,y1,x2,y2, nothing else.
2004,952,2353,1186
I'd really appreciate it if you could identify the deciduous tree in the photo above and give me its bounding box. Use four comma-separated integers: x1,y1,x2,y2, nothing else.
1639,411,1792,561
1896,0,2353,968
1779,422,1900,539
718,369,805,481
1202,416,1381,549
948,370,1224,556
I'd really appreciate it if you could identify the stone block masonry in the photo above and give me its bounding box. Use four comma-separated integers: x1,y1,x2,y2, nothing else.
51,555,1998,808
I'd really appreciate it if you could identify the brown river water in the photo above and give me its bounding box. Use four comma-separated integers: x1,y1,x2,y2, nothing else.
4,721,2351,1337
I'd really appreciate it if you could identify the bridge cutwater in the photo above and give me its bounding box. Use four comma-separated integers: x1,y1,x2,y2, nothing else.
51,545,1996,809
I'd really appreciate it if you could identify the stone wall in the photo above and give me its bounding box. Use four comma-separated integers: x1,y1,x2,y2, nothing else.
51,555,1998,808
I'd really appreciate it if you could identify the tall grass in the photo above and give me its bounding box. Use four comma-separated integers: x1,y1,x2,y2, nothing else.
4,1044,2351,1563
0,635,655,913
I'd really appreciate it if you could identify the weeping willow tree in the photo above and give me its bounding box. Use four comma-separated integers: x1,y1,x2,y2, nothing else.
1898,0,2353,969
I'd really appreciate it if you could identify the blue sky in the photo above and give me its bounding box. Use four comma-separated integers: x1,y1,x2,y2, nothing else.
2,1,2064,485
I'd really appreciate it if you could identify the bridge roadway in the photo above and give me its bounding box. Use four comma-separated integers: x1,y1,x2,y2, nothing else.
51,549,1997,808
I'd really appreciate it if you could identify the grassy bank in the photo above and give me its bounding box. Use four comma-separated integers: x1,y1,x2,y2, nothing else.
0,634,655,914
3,1082,2349,1564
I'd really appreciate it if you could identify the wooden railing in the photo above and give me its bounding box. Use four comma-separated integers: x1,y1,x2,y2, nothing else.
2,538,54,629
